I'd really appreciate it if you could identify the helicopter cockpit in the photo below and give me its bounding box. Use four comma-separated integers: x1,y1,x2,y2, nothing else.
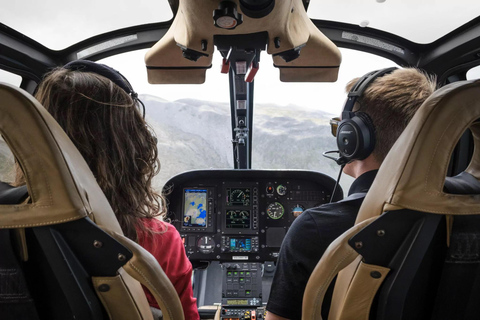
2,0,480,319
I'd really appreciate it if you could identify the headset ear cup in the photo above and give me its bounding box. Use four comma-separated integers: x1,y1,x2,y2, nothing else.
354,112,376,159
336,119,360,162
336,112,376,163
334,67,395,164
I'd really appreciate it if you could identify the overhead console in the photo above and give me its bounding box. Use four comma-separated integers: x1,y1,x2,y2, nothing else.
145,0,341,84
163,169,342,263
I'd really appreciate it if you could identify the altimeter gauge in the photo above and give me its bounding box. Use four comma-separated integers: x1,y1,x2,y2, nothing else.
266,202,284,219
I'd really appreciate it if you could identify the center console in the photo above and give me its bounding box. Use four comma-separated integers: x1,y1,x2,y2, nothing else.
219,262,264,319
163,170,342,318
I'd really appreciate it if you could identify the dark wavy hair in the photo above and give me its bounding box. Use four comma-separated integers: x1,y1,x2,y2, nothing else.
32,67,166,241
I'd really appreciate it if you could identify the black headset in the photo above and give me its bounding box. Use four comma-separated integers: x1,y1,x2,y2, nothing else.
335,67,397,164
63,60,146,118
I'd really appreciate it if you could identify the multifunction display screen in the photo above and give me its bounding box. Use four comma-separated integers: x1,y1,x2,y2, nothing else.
230,238,252,252
183,189,208,228
226,210,250,229
226,299,248,306
226,188,251,206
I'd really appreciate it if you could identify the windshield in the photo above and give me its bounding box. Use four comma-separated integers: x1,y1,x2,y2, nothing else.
99,48,397,194
0,0,173,50
5,0,480,49
308,0,480,44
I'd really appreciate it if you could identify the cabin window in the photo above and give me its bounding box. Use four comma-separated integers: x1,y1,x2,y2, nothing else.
1,1,173,50
0,135,15,184
99,48,398,195
0,70,22,184
0,70,22,87
98,49,233,191
308,1,480,44
467,65,480,80
251,48,399,191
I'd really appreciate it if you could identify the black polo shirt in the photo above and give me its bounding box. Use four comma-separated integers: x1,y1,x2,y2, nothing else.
266,170,378,320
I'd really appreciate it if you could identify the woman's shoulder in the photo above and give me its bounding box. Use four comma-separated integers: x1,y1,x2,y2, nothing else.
141,218,178,237
138,218,187,259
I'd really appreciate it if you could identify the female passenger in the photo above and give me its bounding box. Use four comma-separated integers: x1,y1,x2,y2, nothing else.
29,60,200,320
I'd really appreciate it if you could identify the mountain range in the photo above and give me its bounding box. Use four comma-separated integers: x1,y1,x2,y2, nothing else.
0,95,349,191
142,94,343,189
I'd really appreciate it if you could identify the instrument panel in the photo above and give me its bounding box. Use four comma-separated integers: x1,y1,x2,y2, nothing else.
163,170,342,262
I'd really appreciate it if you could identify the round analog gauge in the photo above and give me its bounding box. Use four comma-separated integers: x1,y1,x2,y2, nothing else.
276,184,287,196
291,204,305,217
267,202,285,219
197,236,215,254
230,189,247,204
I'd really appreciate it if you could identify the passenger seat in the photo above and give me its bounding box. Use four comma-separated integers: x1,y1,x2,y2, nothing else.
0,83,184,320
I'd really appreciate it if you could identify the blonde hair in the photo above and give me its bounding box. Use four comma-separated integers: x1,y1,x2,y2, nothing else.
346,68,437,162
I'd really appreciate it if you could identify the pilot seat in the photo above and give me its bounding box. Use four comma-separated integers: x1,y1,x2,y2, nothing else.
302,79,480,320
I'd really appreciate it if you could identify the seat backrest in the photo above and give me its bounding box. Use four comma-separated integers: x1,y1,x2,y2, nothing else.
302,79,480,320
0,83,185,320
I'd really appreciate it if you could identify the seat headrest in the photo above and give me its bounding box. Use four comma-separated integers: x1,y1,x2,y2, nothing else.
357,79,480,223
145,0,341,84
0,83,121,232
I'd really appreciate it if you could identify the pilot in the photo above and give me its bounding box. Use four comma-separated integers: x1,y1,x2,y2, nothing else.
265,67,437,320
23,60,200,320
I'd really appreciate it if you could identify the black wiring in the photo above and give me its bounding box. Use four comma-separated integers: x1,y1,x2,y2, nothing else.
330,164,345,203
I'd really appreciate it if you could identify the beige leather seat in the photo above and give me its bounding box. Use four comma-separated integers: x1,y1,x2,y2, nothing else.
0,83,185,320
302,79,480,320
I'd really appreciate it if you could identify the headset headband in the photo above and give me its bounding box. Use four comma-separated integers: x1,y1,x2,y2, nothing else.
63,60,145,118
342,67,397,120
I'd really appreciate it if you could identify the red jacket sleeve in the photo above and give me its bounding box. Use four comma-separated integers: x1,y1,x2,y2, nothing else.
138,219,200,320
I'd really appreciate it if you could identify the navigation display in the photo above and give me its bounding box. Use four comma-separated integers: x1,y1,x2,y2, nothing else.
183,189,208,228
230,238,252,252
226,188,251,206
226,210,250,228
